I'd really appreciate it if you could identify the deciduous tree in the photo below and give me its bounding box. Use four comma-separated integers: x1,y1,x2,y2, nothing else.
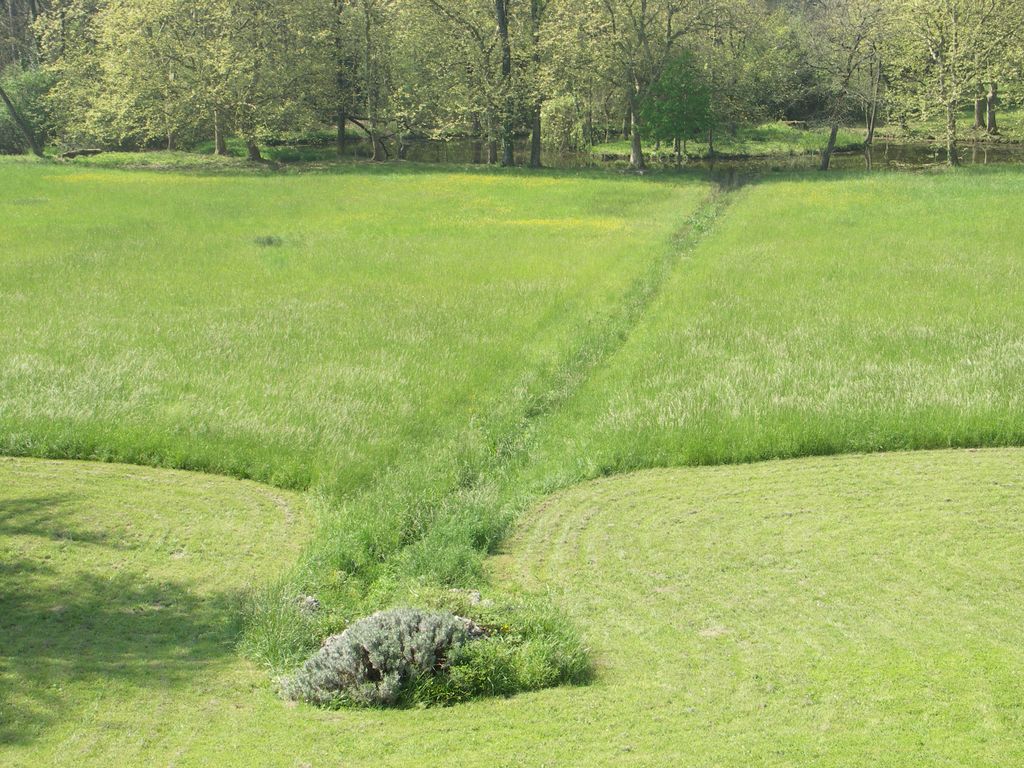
887,0,1023,165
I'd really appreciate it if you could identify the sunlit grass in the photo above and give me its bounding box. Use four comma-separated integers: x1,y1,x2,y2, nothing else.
0,161,704,494
497,449,1024,767
0,158,711,659
5,449,1024,766
4,159,1024,765
523,168,1024,487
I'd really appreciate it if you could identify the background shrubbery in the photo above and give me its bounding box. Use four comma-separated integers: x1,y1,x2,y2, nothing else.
0,66,52,154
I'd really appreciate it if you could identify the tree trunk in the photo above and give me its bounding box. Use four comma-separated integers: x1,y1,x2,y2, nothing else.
336,109,347,156
500,116,514,166
865,110,877,146
6,0,17,65
471,117,484,163
370,129,384,162
945,102,959,167
332,0,350,158
820,122,840,171
0,84,43,157
487,140,497,164
865,59,881,145
246,141,263,162
628,98,645,170
622,104,630,141
213,110,228,156
494,0,514,166
974,96,987,130
987,82,998,135
362,3,383,162
529,102,542,168
167,131,176,151
528,0,542,168
707,126,715,158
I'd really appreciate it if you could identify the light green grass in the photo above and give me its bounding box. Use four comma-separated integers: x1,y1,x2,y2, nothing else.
522,168,1024,489
62,149,259,172
4,449,1024,766
592,121,866,160
0,161,702,493
0,457,312,764
0,159,710,654
5,160,1024,764
497,448,1024,766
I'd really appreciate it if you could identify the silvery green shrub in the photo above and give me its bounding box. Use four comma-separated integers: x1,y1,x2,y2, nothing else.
280,608,479,707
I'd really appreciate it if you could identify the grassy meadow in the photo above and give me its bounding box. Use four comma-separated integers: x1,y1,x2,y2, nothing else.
3,157,1024,765
0,161,703,497
523,169,1024,487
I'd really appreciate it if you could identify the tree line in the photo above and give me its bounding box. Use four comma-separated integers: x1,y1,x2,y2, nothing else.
1,0,1022,167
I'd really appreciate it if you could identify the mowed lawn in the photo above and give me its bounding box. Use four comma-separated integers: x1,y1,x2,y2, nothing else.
498,449,1024,767
3,449,1023,767
0,457,312,765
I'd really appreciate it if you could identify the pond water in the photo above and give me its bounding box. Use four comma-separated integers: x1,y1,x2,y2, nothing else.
348,136,1024,175
790,141,1024,171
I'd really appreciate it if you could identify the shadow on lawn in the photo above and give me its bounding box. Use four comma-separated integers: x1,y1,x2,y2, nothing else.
0,494,112,547
0,494,243,747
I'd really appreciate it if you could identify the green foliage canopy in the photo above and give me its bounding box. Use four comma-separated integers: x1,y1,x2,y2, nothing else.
638,51,711,152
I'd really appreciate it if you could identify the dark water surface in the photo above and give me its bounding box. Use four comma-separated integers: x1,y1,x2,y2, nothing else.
358,136,1024,175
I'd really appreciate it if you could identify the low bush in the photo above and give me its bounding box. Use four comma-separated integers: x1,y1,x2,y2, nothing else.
279,594,591,708
280,608,479,707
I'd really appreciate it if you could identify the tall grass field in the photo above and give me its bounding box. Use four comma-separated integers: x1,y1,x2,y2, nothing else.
2,158,1024,766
